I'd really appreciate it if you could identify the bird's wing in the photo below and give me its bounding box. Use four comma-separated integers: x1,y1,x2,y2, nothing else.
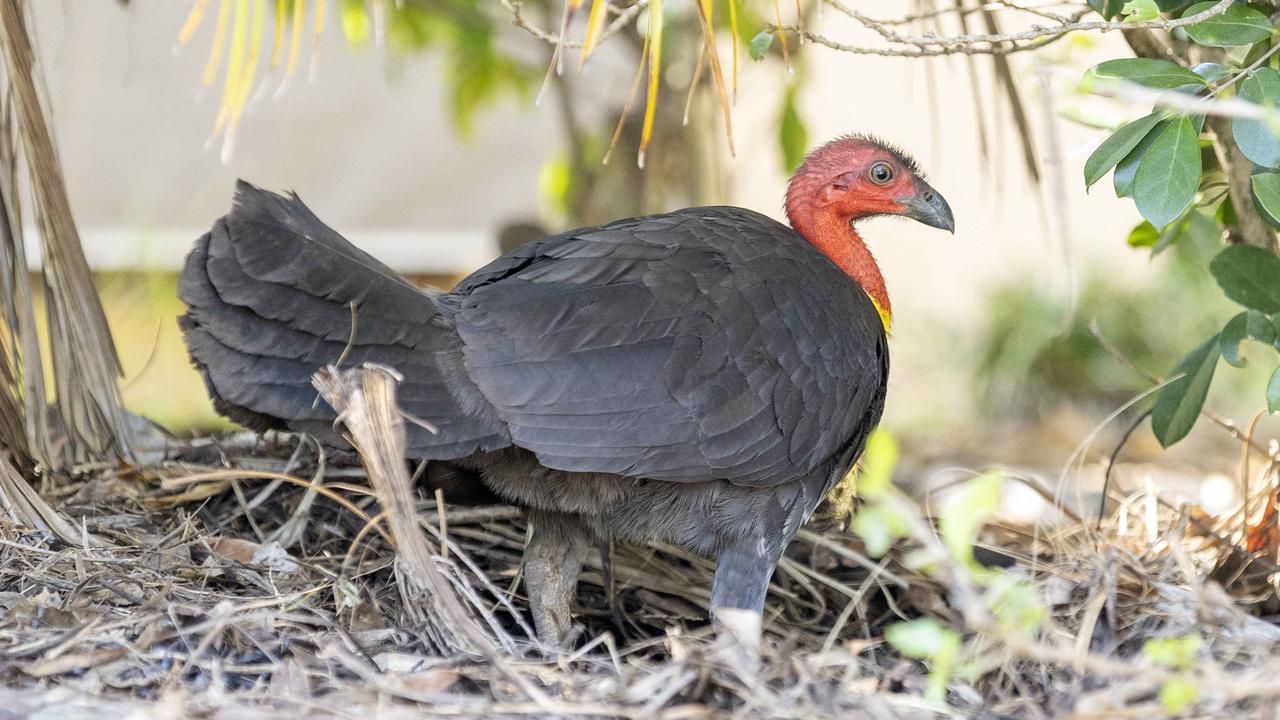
453,207,888,487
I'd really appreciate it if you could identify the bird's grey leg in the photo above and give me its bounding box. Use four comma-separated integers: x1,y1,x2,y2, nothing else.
710,537,783,665
523,511,591,650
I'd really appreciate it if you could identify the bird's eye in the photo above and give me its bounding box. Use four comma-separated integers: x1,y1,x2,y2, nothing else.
868,162,894,185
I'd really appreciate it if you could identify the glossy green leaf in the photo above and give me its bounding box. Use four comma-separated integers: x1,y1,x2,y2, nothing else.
1114,119,1168,198
1122,0,1160,21
779,84,808,173
1084,112,1163,189
1217,310,1271,368
1134,118,1202,229
1210,244,1280,312
1249,310,1277,344
1221,312,1250,367
1152,335,1220,447
1233,69,1280,168
1182,1,1273,47
1252,171,1280,228
1190,61,1231,84
1092,59,1209,89
1267,364,1280,412
748,30,773,61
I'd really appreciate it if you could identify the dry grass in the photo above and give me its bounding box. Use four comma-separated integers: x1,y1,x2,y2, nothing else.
3,369,1280,718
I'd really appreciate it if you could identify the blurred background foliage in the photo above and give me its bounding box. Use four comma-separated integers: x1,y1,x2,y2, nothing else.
971,209,1245,420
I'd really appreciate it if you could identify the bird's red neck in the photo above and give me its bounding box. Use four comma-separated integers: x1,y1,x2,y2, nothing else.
785,194,891,327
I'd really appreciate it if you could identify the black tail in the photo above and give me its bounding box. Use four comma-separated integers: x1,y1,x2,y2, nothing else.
178,181,508,458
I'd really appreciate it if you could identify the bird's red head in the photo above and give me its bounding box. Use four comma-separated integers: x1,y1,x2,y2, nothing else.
784,135,953,329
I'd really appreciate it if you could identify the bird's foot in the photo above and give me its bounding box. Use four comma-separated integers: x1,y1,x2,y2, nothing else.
710,607,762,676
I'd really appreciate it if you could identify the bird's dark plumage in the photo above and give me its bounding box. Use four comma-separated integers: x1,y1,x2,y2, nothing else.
179,180,890,645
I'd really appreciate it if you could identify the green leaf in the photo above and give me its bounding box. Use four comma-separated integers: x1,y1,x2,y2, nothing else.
1221,312,1252,367
1127,220,1160,246
1121,0,1160,21
1114,119,1168,197
341,0,371,46
1209,244,1280,312
1134,117,1202,229
1252,171,1280,228
1160,676,1199,715
1122,0,1160,22
1190,61,1231,84
1143,634,1202,669
939,471,1003,569
1092,58,1209,89
989,577,1047,634
886,618,961,659
1267,364,1280,412
886,618,961,703
1182,1,1273,47
1151,335,1221,447
748,30,774,61
858,428,899,499
1248,309,1277,344
779,84,808,174
851,504,910,558
1084,113,1164,189
1217,194,1238,227
1233,69,1280,168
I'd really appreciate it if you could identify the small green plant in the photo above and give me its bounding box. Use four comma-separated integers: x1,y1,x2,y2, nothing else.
1143,634,1204,713
851,465,1049,703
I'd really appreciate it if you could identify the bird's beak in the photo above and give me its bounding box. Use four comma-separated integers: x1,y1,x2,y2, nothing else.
896,176,954,233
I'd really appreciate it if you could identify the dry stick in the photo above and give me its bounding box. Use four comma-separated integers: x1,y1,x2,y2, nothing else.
501,0,648,49
501,0,1228,58
312,364,484,655
829,0,1231,48
311,364,553,708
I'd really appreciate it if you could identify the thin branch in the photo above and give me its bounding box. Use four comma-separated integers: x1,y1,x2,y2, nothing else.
499,0,648,50
827,0,1231,49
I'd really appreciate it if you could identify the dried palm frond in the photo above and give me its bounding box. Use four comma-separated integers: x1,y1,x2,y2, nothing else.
0,0,131,467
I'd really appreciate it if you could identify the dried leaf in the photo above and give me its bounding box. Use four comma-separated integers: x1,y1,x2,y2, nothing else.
285,0,305,77
201,0,233,86
212,536,265,564
638,0,663,168
693,0,734,156
603,6,651,165
727,0,739,99
578,0,609,68
178,0,215,45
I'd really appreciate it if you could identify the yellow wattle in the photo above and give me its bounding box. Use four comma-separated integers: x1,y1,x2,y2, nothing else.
869,295,892,332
